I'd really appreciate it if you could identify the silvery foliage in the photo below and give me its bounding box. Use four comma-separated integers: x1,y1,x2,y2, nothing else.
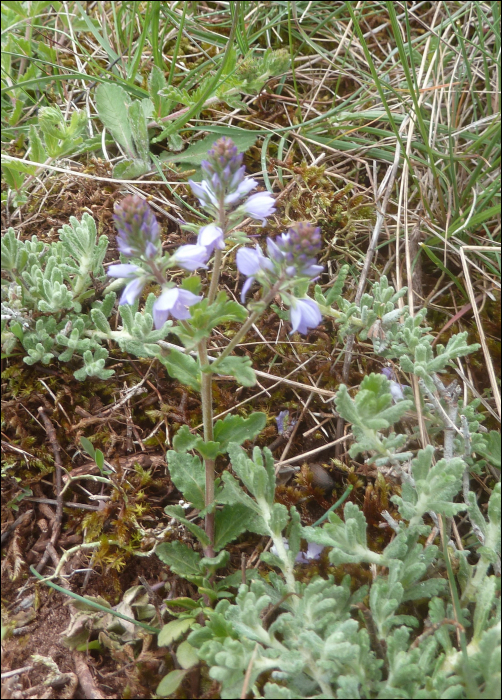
1,214,173,379
188,433,500,698
183,279,499,698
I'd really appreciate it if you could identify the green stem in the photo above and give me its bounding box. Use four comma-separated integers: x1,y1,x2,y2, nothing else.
207,248,223,304
198,339,215,558
211,282,282,371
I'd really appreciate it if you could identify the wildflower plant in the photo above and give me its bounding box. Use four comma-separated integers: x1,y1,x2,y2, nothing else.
3,138,500,699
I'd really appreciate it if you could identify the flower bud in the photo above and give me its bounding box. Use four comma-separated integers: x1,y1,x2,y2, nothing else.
113,195,160,259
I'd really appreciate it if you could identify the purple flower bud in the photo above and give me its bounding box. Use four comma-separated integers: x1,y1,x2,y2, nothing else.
107,263,147,305
289,297,322,335
267,223,323,278
197,224,225,254
243,191,276,224
152,288,202,329
171,244,209,271
113,195,160,259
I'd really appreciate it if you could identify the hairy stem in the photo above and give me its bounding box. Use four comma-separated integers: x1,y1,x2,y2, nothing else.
198,339,215,557
211,281,282,371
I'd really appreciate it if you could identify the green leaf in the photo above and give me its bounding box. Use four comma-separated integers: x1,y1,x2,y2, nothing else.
181,275,202,295
155,540,202,580
176,640,199,669
476,431,501,468
148,65,169,118
159,348,201,391
213,355,256,387
160,130,258,167
156,669,188,697
214,412,267,450
173,425,199,452
196,440,222,460
128,99,150,163
214,503,255,551
165,597,200,611
112,159,150,180
95,83,135,157
80,437,95,460
158,617,195,646
166,451,205,510
164,505,210,548
94,449,104,471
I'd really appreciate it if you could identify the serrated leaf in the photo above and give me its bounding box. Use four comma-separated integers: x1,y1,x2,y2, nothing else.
173,424,199,452
158,617,195,646
159,348,201,391
213,412,266,450
196,440,221,460
95,83,135,157
166,451,205,510
155,540,202,579
476,430,501,468
113,159,150,180
213,355,256,387
214,503,255,551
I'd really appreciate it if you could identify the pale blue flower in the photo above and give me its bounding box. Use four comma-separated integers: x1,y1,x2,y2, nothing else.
236,245,273,302
243,191,276,223
171,244,209,271
224,177,258,205
275,410,290,435
153,287,202,329
381,368,408,402
289,297,322,335
107,263,141,278
189,180,218,208
271,538,324,564
107,263,147,305
295,542,324,564
198,224,225,254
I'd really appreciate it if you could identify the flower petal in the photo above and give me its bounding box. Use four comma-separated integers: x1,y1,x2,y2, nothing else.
240,276,254,303
198,224,225,253
289,298,322,335
236,247,263,276
243,192,276,223
119,277,145,305
172,244,209,271
107,263,140,278
225,177,258,205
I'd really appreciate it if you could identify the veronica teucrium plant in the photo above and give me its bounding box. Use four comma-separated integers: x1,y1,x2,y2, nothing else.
104,137,326,557
2,137,499,698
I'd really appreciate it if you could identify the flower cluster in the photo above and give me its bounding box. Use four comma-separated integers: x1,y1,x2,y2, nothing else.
108,196,204,325
107,138,278,329
189,136,276,225
236,222,324,335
